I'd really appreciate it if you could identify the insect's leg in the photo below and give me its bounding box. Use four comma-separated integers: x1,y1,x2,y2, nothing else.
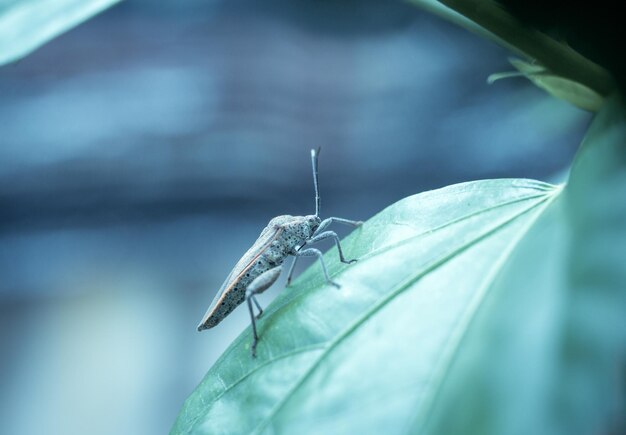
245,266,282,357
251,296,263,319
286,255,299,287
306,230,357,264
313,217,363,237
246,298,259,357
296,248,340,288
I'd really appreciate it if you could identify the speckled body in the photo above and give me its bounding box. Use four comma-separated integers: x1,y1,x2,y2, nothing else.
197,214,320,330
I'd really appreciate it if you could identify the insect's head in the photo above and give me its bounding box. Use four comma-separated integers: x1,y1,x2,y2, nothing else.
305,214,322,235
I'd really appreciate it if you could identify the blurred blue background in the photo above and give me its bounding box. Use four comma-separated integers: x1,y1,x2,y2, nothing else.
0,1,590,434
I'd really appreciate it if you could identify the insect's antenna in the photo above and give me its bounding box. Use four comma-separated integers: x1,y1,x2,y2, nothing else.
311,147,321,217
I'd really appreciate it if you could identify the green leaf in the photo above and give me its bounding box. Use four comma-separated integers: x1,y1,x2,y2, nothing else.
489,58,605,111
487,58,545,84
172,98,626,434
511,59,605,112
0,0,122,66
414,95,626,435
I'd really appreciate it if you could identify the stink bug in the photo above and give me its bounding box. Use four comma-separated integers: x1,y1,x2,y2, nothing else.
197,148,362,357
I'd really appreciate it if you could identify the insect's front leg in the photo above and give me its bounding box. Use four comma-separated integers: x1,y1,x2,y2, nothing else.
312,217,363,237
246,266,282,357
286,219,362,286
306,230,357,264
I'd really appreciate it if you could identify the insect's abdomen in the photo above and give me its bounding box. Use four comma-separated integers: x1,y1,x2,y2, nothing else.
198,238,289,330
199,274,252,329
198,219,311,331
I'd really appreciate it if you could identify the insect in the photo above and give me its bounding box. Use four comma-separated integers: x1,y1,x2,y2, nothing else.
197,148,362,357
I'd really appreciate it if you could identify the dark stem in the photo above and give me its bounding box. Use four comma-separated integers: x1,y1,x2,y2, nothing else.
410,0,615,97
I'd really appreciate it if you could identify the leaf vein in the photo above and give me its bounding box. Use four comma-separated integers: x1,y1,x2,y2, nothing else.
185,344,325,434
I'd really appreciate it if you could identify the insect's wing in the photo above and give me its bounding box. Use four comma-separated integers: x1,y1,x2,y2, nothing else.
225,224,277,282
198,225,281,329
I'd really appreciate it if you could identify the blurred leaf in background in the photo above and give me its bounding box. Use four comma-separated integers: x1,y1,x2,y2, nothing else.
0,0,122,66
